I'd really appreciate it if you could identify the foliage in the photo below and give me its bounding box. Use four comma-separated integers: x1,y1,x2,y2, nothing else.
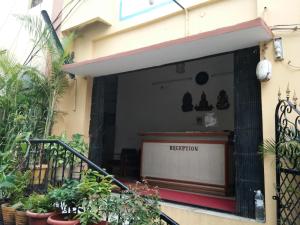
111,182,161,225
75,199,102,225
48,133,88,166
260,139,300,170
48,179,82,216
0,172,15,200
18,15,74,138
49,170,114,221
0,51,49,154
69,133,88,156
76,179,161,225
0,14,74,198
77,169,114,198
24,193,55,213
0,170,31,205
10,170,32,205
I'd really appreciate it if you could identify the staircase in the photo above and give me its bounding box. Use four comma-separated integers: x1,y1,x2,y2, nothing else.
25,139,179,225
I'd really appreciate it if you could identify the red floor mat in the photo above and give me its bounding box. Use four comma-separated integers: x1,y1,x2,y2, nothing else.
158,188,236,213
119,179,236,213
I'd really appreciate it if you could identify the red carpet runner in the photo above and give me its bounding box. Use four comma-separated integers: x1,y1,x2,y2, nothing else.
158,188,236,213
119,179,236,213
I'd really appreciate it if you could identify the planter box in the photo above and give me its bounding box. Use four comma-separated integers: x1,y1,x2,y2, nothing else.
1,204,16,225
16,210,28,225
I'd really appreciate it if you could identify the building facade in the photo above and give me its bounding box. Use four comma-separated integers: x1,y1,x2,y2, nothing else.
53,0,300,224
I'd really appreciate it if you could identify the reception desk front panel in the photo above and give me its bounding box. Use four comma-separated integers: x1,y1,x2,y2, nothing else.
140,132,232,196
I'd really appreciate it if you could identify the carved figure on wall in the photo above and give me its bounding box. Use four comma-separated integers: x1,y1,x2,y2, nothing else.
195,91,213,111
181,92,194,112
216,90,230,110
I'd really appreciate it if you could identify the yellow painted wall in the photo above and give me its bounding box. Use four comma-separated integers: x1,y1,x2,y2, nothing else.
55,0,300,224
61,0,116,31
52,77,93,142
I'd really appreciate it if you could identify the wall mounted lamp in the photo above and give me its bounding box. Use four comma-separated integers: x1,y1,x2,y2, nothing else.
273,37,284,61
256,59,272,81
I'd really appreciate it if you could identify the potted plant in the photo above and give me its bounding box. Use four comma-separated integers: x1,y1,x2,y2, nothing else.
25,193,56,225
48,170,114,225
14,197,29,225
75,170,115,225
1,170,31,225
47,180,82,225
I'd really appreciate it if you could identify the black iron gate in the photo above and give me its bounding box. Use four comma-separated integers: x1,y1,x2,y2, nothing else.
275,99,300,225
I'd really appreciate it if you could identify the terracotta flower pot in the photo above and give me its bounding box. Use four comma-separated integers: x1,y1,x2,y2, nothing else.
1,203,16,225
94,221,109,225
47,214,80,225
16,210,28,225
26,211,55,225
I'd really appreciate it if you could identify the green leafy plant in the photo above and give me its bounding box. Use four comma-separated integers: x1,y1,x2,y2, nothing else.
48,179,82,218
24,193,56,213
18,15,75,138
69,133,88,155
0,172,15,201
113,182,161,225
73,170,115,225
10,170,31,205
11,197,29,211
260,139,300,170
77,169,114,198
0,169,31,205
75,199,102,225
76,180,161,225
48,133,88,167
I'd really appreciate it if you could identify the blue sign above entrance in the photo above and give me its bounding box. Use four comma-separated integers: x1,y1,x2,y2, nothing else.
119,0,173,20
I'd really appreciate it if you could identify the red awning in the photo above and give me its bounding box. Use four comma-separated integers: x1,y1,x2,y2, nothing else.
63,18,273,77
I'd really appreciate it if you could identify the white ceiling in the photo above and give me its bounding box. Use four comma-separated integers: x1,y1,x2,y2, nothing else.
63,18,273,77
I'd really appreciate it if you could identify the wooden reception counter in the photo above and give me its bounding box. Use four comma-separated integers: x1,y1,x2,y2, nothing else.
139,131,233,196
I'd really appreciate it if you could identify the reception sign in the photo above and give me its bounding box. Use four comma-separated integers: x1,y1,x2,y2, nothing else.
141,141,226,186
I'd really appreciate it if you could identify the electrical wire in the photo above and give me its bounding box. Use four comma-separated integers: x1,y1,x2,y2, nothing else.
287,61,300,70
23,0,82,65
52,0,76,25
54,0,82,31
271,24,300,27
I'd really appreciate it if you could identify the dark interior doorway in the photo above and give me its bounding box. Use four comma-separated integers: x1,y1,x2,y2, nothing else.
89,75,118,170
89,46,264,218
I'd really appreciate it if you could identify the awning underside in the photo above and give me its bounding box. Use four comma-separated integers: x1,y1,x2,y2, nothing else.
63,18,273,77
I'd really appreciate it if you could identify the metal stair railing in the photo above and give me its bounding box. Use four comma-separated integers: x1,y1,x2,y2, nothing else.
26,139,179,225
